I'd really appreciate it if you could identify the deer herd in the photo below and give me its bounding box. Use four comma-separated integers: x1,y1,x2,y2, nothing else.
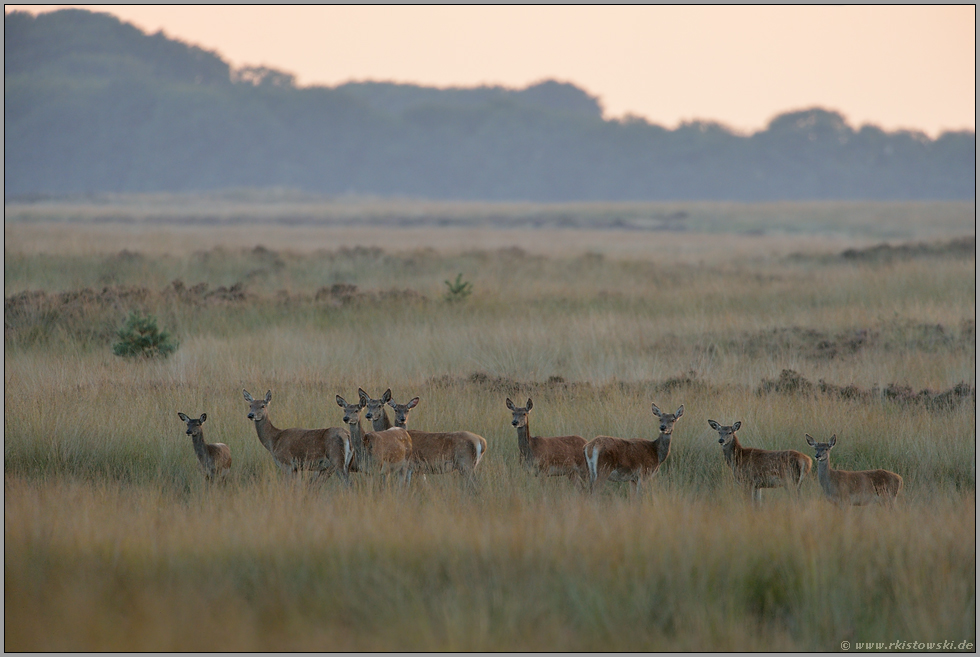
176,388,904,507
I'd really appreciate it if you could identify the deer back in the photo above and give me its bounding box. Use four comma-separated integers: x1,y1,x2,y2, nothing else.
363,427,413,470
527,433,588,474
273,426,350,470
409,430,486,474
586,435,667,481
736,444,812,488
205,442,232,474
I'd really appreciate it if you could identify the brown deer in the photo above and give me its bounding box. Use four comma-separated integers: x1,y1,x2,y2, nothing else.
360,388,393,431
177,412,232,481
336,394,413,485
243,389,351,484
505,397,587,485
708,419,812,503
388,395,487,487
584,403,683,495
805,434,903,506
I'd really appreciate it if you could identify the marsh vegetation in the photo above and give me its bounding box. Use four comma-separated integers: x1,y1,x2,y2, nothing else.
4,199,975,650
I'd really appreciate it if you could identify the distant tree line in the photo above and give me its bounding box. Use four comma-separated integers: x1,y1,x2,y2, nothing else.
4,9,975,201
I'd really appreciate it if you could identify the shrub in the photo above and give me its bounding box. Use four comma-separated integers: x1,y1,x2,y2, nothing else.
112,311,178,359
443,273,473,303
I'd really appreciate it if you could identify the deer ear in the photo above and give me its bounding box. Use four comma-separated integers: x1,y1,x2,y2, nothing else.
200,413,207,423
382,389,392,402
651,403,662,417
732,421,741,431
708,420,720,430
407,397,419,409
178,412,189,422
526,398,533,410
336,395,346,407
506,398,515,410
358,397,366,409
805,433,815,446
243,390,253,402
358,388,368,402
829,434,837,447
264,390,272,403
675,405,684,417
387,399,397,408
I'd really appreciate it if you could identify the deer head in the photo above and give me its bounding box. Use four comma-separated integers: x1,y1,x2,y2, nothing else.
243,389,272,422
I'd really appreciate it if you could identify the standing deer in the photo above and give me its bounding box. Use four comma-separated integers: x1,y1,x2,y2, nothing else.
177,412,232,481
805,434,903,506
708,419,811,503
360,388,393,431
336,394,413,485
243,389,351,484
388,395,487,487
584,403,683,495
505,397,587,485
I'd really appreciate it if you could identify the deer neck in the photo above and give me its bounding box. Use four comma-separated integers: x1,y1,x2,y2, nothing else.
348,417,367,466
370,408,392,432
722,435,743,468
815,457,836,495
190,432,212,468
253,414,282,453
654,431,671,465
516,422,533,462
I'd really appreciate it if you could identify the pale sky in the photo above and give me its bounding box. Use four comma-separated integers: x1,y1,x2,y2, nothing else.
7,5,976,136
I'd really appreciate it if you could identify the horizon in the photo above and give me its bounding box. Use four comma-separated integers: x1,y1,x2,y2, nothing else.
5,5,975,138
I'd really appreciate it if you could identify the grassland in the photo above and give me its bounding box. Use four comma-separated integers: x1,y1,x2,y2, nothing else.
4,198,976,651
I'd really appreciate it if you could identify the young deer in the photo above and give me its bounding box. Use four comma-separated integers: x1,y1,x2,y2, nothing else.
505,397,587,485
177,412,232,481
360,388,393,432
388,395,487,487
243,389,351,484
708,420,812,503
336,394,412,485
584,403,683,495
805,434,903,506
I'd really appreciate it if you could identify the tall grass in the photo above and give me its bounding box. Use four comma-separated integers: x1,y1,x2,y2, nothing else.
4,210,976,650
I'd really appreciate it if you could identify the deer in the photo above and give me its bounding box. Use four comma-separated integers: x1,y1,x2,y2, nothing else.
388,395,487,487
505,397,587,486
360,388,393,431
805,434,903,506
177,412,232,481
583,403,683,495
243,389,352,484
708,419,812,503
336,394,413,485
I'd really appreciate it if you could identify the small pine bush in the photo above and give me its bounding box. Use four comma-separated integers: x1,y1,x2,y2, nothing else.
112,311,178,359
443,273,473,303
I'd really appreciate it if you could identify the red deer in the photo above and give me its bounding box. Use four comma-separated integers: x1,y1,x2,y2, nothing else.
584,403,683,495
805,434,903,506
177,412,231,481
243,389,351,484
336,394,412,485
505,397,587,485
360,388,393,432
708,419,811,503
388,395,487,487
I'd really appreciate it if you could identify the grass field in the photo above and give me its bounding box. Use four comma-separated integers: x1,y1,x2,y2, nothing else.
4,198,976,650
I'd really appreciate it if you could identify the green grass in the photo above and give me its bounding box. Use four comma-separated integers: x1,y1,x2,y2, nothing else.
3,200,976,650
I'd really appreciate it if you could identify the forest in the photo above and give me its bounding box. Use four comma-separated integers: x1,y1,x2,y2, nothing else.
4,8,976,201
